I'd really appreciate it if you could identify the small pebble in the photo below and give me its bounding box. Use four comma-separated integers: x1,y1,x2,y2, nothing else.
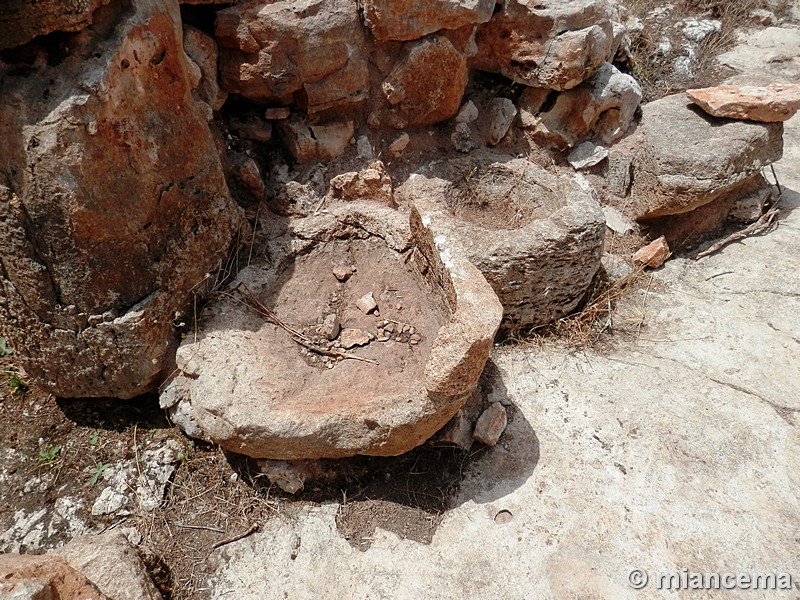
409,338,419,345
410,333,421,343
332,265,353,282
356,292,378,314
396,303,403,310
395,336,403,342
409,327,416,335
377,335,390,342
402,324,411,333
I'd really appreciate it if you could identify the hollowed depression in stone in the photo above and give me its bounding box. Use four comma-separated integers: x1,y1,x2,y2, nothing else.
239,237,444,414
444,160,567,230
400,154,605,329
162,206,502,460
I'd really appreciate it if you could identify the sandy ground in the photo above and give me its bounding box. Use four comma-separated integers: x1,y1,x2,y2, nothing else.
208,34,800,600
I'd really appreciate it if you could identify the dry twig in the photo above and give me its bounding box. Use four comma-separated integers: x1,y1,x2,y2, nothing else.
227,284,379,365
212,523,260,549
694,209,780,261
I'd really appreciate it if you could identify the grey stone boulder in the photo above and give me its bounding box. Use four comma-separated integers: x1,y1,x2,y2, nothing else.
398,153,605,329
160,203,502,459
629,93,783,219
0,0,244,398
521,63,642,148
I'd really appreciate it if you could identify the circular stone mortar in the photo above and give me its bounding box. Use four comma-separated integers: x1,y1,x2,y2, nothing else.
160,203,502,459
399,153,605,329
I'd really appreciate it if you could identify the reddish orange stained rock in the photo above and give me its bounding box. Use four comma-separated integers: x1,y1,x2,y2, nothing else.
373,34,468,128
360,0,494,41
0,554,108,600
633,236,671,269
473,0,614,90
216,0,369,114
0,0,243,398
687,83,800,122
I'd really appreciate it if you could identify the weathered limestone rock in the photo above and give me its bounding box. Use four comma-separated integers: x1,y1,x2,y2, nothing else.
183,24,227,112
277,116,354,163
687,83,800,123
360,0,494,41
0,0,243,398
55,531,163,600
473,0,615,90
160,204,502,459
629,93,782,219
486,97,517,145
399,155,605,328
216,0,369,114
0,554,107,600
0,0,110,50
718,27,800,83
328,162,395,206
524,63,642,148
568,141,608,170
372,34,468,128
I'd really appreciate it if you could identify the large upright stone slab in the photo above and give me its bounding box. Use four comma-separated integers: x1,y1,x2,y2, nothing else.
0,0,243,398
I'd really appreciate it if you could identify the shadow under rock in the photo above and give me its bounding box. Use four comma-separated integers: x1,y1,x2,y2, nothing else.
56,393,171,432
449,358,541,508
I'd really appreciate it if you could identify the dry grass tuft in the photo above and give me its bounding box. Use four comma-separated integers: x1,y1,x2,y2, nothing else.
508,264,651,351
621,0,789,101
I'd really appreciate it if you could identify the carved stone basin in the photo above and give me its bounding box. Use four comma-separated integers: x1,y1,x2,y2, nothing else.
398,152,606,329
160,202,502,459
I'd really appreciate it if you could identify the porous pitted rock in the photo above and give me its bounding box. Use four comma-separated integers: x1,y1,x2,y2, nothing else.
328,162,395,206
0,0,243,398
686,83,800,123
372,34,468,128
473,0,615,91
522,62,642,148
160,204,502,459
216,0,369,114
183,24,227,112
629,93,783,219
399,154,605,329
0,0,110,50
0,553,107,600
55,531,163,600
360,0,494,41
